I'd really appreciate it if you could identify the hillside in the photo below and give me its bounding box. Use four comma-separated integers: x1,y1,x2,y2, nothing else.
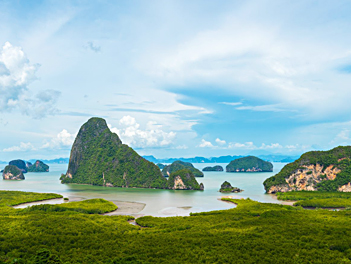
166,169,204,190
226,156,273,172
263,146,351,193
60,117,167,188
162,160,204,177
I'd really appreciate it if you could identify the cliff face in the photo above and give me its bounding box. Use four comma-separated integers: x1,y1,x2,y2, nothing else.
264,146,351,193
28,160,49,172
162,161,204,177
226,156,273,172
3,165,25,180
166,169,204,190
60,117,167,189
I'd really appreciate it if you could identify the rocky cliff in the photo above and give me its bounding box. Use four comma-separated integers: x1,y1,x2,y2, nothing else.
2,165,25,180
264,146,351,193
28,160,49,172
60,117,167,188
162,161,204,177
219,181,242,193
166,169,204,190
226,156,273,172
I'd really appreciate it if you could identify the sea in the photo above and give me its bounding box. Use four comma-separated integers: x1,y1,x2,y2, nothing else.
0,162,287,216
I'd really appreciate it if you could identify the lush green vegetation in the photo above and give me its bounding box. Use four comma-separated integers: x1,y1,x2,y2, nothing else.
162,160,204,177
156,163,165,169
166,169,203,190
3,191,351,262
226,156,273,172
277,191,351,208
202,165,223,171
2,165,24,180
0,191,62,206
264,146,351,192
23,199,117,214
60,117,167,189
27,160,49,172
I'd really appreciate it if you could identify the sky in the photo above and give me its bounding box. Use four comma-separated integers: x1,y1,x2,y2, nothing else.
1,0,351,161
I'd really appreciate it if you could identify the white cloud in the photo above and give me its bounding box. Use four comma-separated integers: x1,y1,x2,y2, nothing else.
3,142,35,152
0,42,60,118
215,138,226,145
228,142,256,149
175,145,188,150
42,129,75,149
109,115,176,148
199,139,213,148
236,104,289,113
220,102,242,106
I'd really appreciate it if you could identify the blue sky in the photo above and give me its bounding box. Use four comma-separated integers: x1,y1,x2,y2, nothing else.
1,0,351,160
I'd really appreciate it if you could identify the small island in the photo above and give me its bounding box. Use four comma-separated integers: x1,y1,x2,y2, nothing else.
167,169,204,190
162,160,204,177
157,163,165,170
202,165,223,172
2,165,25,180
226,156,273,172
28,160,49,172
9,159,27,173
219,181,242,193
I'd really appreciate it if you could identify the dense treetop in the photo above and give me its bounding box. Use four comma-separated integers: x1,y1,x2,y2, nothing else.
226,156,273,172
162,160,204,177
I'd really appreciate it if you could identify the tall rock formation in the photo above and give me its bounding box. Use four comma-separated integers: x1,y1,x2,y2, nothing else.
3,165,25,180
60,117,166,188
264,146,351,193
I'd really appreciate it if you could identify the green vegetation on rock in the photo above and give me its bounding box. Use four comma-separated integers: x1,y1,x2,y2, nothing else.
162,160,204,177
60,117,167,189
9,159,27,173
2,191,351,263
157,163,165,169
226,156,273,172
264,146,351,193
166,169,204,190
2,165,25,180
27,160,49,172
202,165,223,171
219,181,242,193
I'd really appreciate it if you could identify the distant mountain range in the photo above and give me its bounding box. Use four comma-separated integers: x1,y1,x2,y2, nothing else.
0,154,299,166
143,154,300,164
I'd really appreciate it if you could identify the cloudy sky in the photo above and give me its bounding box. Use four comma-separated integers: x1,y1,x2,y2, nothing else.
1,0,351,160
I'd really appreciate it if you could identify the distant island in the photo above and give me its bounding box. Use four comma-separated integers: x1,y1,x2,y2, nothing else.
202,165,223,172
162,160,204,177
264,146,351,194
60,117,203,191
28,160,49,172
2,165,25,180
226,156,273,172
219,181,242,193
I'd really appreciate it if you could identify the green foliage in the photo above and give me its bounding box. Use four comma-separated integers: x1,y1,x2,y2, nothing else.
27,161,49,173
23,199,117,214
264,146,351,192
162,160,204,177
166,169,203,190
156,163,165,170
277,191,351,208
226,156,273,172
202,165,223,171
2,191,351,262
2,165,24,180
0,191,62,207
60,117,167,189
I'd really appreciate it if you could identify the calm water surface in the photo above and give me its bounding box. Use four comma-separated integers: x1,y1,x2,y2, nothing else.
0,162,287,216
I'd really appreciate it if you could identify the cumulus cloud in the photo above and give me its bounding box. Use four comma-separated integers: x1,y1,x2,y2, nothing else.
0,42,60,118
109,115,176,148
215,138,226,145
228,142,283,150
3,142,35,152
199,139,213,148
42,129,75,149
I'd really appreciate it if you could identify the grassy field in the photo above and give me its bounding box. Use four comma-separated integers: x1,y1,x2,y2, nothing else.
1,191,351,263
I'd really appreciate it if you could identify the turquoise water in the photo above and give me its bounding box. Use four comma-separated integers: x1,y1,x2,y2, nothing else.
0,162,287,216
